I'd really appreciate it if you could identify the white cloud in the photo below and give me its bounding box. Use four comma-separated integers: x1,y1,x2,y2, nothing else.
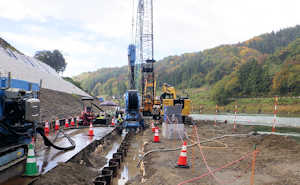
0,0,299,76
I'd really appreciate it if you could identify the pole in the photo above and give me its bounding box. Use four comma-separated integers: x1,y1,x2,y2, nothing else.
272,96,278,132
214,104,218,126
233,104,237,131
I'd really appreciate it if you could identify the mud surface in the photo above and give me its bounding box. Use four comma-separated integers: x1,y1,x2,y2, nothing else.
127,120,300,185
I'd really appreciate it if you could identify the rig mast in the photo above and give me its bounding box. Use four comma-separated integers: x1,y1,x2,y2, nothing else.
135,0,155,115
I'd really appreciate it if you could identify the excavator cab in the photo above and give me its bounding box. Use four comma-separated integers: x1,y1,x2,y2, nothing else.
160,83,191,123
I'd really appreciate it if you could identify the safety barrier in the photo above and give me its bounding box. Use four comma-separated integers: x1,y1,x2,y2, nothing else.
41,116,113,133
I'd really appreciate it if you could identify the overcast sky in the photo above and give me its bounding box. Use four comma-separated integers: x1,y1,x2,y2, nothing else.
0,0,299,77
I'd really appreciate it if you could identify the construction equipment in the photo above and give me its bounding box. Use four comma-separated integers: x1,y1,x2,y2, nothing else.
152,96,161,120
134,0,156,116
160,83,191,123
143,78,156,116
80,97,108,125
0,73,75,183
123,44,144,131
0,73,40,183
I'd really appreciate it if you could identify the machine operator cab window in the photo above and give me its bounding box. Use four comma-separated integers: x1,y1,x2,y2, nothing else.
160,92,173,100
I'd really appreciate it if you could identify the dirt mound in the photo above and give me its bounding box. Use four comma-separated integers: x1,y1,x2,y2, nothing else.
34,162,97,185
39,88,103,122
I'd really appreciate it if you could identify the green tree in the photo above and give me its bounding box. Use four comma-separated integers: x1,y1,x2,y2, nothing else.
34,50,67,73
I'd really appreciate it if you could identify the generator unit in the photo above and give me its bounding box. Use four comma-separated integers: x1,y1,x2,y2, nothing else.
0,73,40,183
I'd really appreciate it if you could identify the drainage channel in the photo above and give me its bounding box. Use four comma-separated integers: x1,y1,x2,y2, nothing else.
94,130,147,185
114,132,145,185
94,131,131,185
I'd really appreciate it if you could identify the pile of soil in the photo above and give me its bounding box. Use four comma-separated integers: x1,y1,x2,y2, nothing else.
39,88,104,122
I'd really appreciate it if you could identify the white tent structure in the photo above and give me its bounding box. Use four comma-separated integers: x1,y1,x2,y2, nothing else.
0,46,90,97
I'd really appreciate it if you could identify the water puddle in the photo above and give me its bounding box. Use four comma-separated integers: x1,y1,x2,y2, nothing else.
113,132,145,185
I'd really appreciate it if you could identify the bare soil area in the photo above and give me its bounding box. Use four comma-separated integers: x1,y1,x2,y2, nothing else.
127,120,300,185
39,88,103,122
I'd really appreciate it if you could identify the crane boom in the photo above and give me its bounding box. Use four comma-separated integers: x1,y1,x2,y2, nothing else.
135,0,156,116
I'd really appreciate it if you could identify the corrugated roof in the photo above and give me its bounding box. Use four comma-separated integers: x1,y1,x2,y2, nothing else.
0,46,90,97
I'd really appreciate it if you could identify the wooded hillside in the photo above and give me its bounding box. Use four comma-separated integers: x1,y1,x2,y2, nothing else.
74,25,300,104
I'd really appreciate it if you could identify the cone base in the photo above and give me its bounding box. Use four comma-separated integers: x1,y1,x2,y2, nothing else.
88,131,94,136
23,172,40,177
23,164,40,177
175,164,190,168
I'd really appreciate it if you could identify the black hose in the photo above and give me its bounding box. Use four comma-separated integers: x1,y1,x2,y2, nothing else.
36,127,76,151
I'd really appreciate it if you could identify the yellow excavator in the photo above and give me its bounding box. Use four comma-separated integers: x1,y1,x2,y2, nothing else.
142,79,156,116
160,83,191,123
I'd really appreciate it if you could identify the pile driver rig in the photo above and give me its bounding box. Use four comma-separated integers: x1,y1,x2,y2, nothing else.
135,0,156,116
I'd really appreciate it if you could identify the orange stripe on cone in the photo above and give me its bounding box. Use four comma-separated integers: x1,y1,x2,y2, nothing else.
55,118,60,131
111,117,115,126
44,121,50,133
65,119,69,128
70,117,75,126
151,122,155,132
88,122,94,136
176,141,189,168
153,126,160,143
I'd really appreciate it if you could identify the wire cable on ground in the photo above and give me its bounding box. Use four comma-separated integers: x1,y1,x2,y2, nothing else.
177,151,254,185
136,132,254,167
193,125,223,184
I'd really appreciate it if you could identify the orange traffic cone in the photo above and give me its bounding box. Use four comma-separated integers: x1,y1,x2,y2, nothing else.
88,122,94,136
111,117,115,126
70,117,75,126
55,118,60,131
44,121,50,133
151,122,155,133
176,141,189,168
65,119,69,128
153,126,160,143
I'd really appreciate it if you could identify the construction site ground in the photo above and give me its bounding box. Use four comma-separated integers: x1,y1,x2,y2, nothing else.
30,89,300,185
127,120,300,185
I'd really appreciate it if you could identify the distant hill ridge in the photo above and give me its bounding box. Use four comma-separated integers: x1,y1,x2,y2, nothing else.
74,25,300,103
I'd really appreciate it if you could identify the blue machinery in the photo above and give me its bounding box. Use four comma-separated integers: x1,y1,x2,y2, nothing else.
0,73,40,183
123,45,144,130
0,73,75,183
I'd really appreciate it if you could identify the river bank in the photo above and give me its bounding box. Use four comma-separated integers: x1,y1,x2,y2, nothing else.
182,88,300,115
